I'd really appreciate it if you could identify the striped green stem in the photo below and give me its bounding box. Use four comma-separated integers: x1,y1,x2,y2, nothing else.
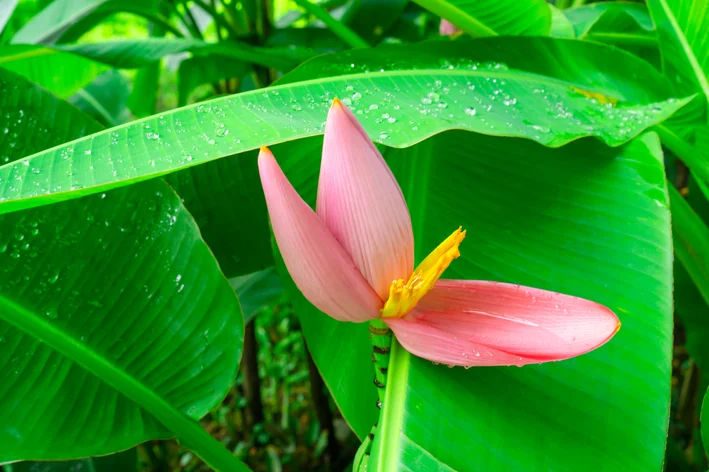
369,318,393,407
352,318,394,471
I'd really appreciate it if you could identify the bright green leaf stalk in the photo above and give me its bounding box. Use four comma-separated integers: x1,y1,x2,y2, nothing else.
352,318,393,470
292,0,370,48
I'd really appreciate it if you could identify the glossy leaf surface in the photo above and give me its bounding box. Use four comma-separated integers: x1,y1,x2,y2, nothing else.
412,0,551,36
230,268,283,323
564,2,653,38
647,0,709,108
0,68,243,463
0,38,689,214
0,45,108,98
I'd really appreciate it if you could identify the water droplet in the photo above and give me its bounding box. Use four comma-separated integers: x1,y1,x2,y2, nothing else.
146,132,160,140
379,132,389,140
352,92,362,101
45,308,58,319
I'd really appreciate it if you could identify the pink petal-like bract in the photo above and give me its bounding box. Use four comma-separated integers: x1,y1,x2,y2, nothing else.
385,280,620,366
439,19,459,36
258,147,382,322
317,100,414,299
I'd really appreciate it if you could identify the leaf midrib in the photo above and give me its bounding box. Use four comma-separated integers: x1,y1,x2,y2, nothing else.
655,0,709,107
374,339,411,471
13,0,107,44
4,67,620,171
0,295,247,470
412,0,498,36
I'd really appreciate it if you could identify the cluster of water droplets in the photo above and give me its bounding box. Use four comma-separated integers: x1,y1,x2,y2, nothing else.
0,56,681,207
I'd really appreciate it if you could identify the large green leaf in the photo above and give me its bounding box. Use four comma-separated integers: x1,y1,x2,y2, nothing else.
230,268,283,323
69,70,133,127
165,149,272,277
647,0,709,110
0,37,689,214
177,55,251,106
0,45,108,98
126,18,164,119
549,5,575,39
277,130,672,470
10,0,106,44
10,0,175,45
564,2,653,38
340,0,409,42
0,69,245,470
0,39,309,87
670,185,709,309
0,0,19,35
412,0,551,36
59,38,312,70
562,3,658,69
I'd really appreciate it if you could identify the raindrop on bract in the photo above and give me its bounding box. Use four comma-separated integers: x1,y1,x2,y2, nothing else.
146,131,160,141
465,107,477,116
216,128,229,138
45,308,58,320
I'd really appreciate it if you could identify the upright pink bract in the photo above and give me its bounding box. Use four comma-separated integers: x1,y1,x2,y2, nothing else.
439,19,459,36
258,100,620,367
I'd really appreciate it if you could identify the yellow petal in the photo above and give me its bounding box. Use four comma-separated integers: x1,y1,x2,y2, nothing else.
381,227,466,318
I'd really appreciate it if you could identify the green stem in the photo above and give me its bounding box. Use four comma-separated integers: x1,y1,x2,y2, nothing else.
124,9,185,38
74,89,117,127
170,1,200,38
571,0,586,7
556,0,571,9
194,0,241,39
413,0,496,36
655,125,709,185
369,318,392,406
292,0,370,48
371,337,410,472
585,32,657,48
181,0,205,40
0,298,251,472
